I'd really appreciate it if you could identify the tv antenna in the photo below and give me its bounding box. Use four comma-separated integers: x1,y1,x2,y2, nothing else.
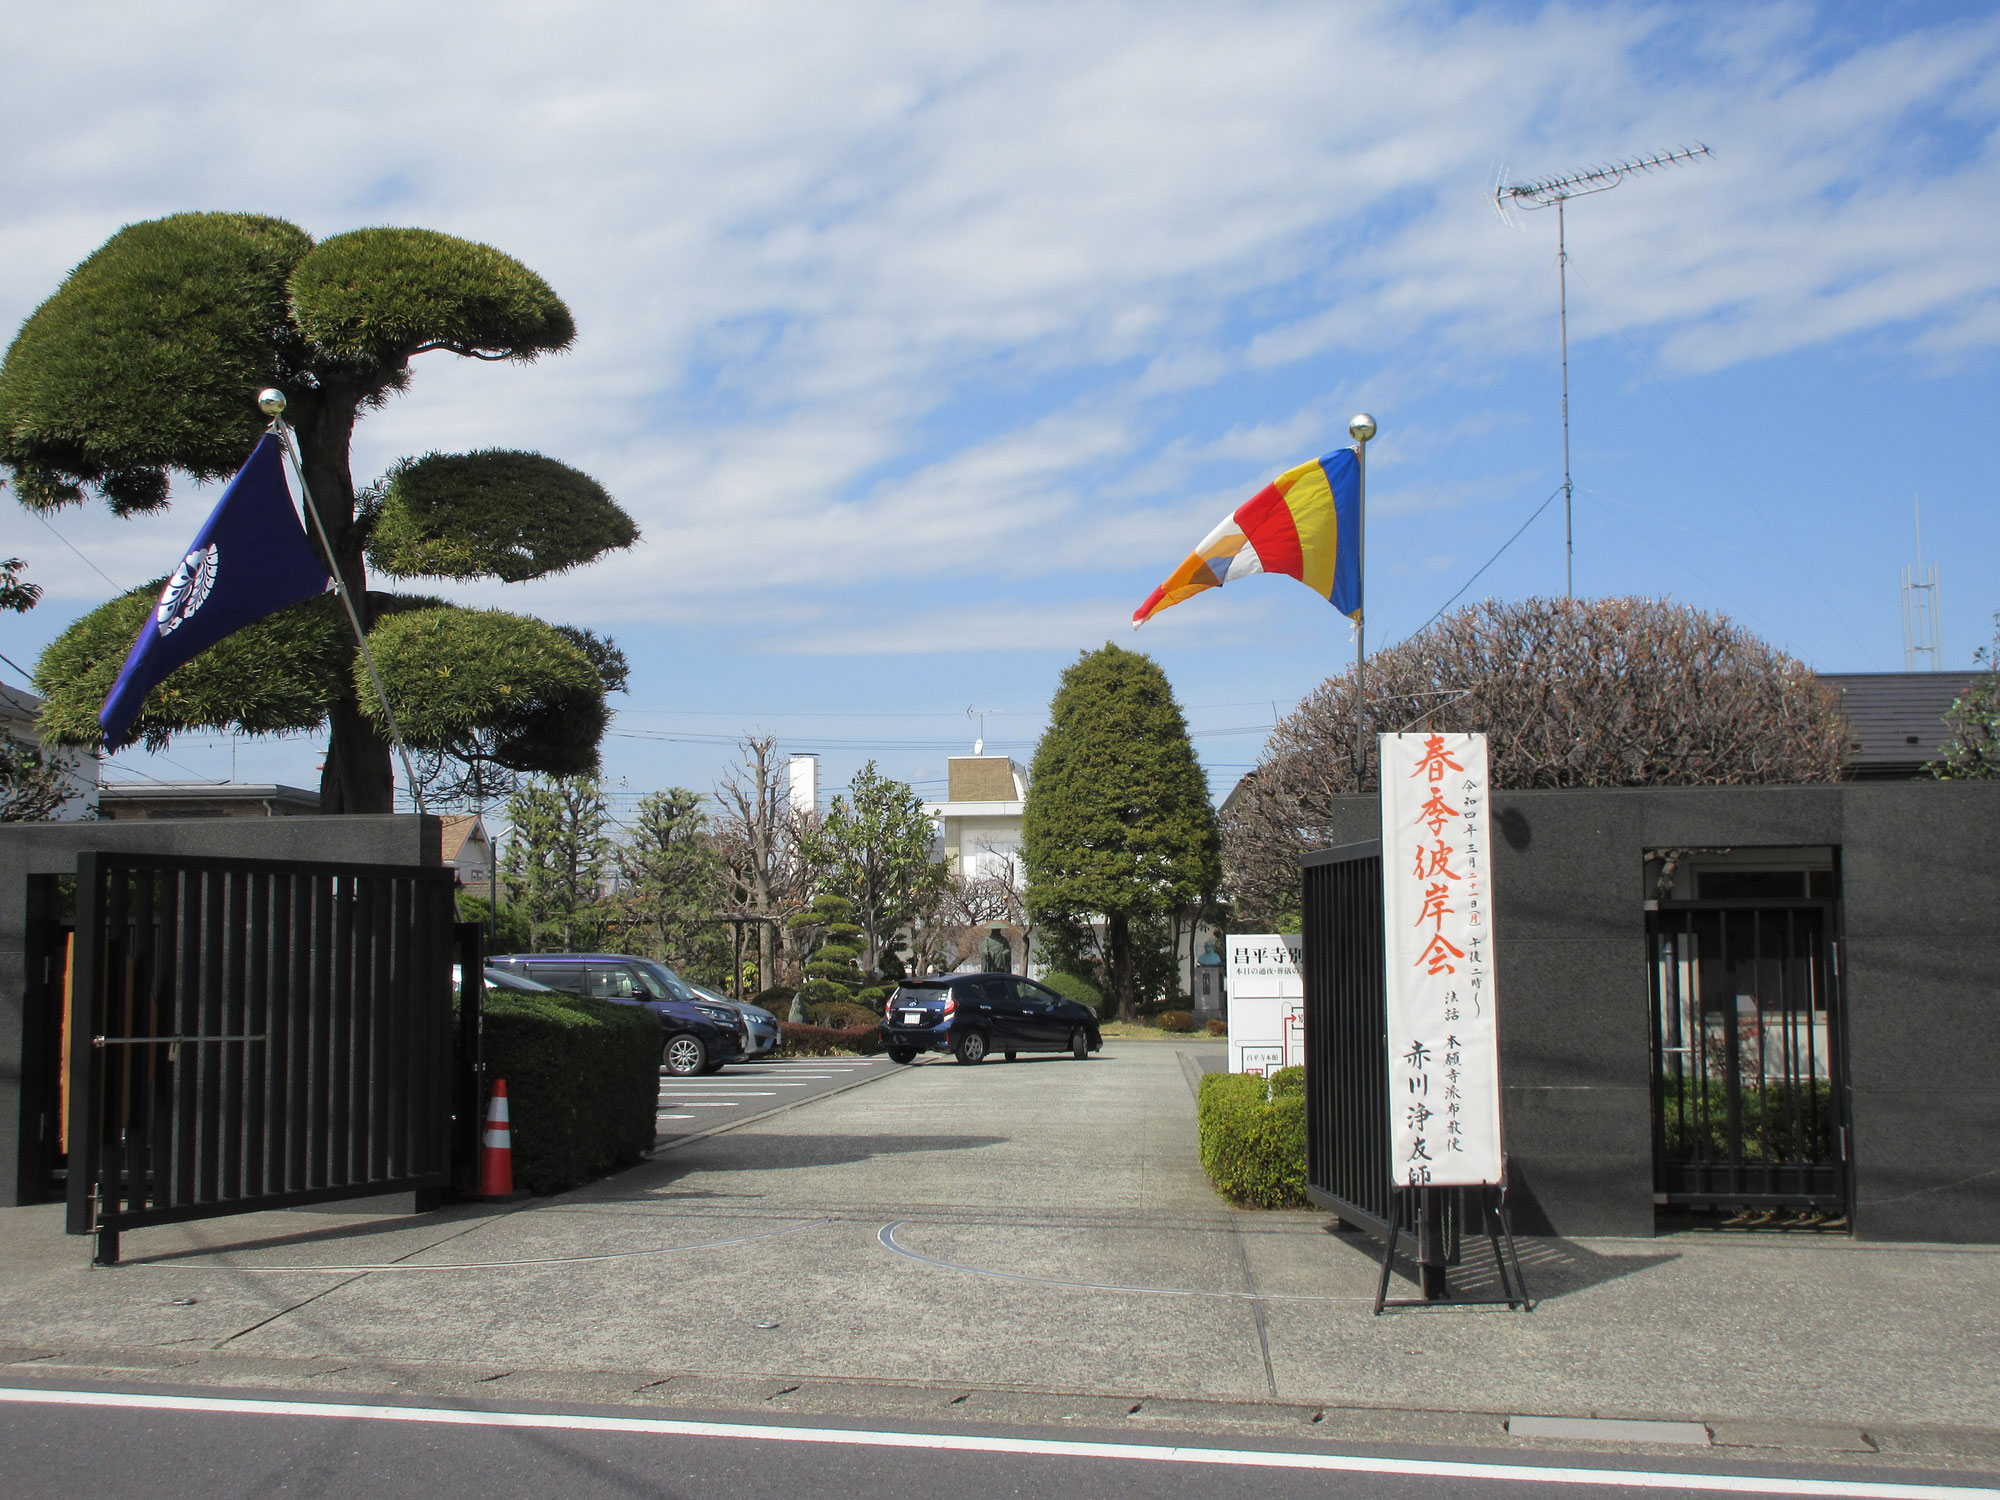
1496,143,1712,598
1902,495,1941,670
966,705,1004,755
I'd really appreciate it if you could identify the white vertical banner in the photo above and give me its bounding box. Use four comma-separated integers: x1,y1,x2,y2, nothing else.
1379,732,1504,1187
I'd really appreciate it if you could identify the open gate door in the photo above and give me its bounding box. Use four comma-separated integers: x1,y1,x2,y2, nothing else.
67,850,471,1263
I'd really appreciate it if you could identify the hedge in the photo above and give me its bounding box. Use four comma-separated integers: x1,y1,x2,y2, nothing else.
482,990,660,1193
774,1022,882,1057
1198,1070,1307,1208
1043,970,1107,1019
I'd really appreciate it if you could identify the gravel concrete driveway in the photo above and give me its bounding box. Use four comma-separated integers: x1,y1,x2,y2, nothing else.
2,1039,1998,1467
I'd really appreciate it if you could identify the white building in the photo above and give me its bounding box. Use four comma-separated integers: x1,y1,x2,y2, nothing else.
924,755,1027,887
1,682,99,820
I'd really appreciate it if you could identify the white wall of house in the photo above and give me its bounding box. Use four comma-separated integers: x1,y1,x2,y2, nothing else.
2,682,99,820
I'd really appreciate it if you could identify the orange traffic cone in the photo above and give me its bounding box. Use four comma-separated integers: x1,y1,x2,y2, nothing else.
478,1079,514,1197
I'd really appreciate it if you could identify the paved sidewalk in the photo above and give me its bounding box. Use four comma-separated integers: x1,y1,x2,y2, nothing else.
2,1041,1996,1470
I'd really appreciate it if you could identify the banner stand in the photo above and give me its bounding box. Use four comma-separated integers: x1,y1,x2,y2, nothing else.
1371,1173,1531,1314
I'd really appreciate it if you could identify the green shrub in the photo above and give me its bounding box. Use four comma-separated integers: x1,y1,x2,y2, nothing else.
482,990,659,1194
807,1000,882,1030
1198,1070,1307,1208
774,1022,882,1057
1157,1009,1195,1033
1268,1064,1305,1100
1043,970,1107,1019
751,985,795,1011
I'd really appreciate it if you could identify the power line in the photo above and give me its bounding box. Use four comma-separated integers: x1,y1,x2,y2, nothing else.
30,510,128,593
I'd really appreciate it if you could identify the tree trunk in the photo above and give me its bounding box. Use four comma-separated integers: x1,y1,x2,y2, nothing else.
1109,912,1135,1022
321,690,396,814
294,387,398,815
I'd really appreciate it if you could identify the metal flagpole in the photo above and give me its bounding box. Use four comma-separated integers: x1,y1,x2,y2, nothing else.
1349,413,1376,787
256,388,427,816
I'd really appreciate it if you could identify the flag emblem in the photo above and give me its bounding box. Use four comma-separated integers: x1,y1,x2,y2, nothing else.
98,433,331,748
156,544,220,635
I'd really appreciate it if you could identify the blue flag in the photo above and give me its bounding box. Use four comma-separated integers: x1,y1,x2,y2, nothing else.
99,434,332,747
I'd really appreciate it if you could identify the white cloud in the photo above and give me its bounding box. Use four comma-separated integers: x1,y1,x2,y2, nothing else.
4,0,1997,660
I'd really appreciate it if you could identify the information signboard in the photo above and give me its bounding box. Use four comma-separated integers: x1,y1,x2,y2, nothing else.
1379,731,1504,1187
1226,934,1303,1076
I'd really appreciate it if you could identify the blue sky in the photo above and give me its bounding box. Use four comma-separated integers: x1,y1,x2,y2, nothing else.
3,0,1996,821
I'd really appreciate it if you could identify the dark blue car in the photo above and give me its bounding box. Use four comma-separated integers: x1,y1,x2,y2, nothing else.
880,972,1101,1065
488,953,747,1076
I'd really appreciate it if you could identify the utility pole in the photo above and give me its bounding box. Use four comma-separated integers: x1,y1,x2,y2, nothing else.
1496,144,1712,599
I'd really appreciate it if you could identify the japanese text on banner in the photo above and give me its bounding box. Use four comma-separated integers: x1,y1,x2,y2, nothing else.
1378,732,1504,1186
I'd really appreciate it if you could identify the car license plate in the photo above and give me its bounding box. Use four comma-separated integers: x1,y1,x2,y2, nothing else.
901,1011,925,1025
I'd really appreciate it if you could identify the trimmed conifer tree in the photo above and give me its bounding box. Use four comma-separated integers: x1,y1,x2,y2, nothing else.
1023,643,1221,1021
1,213,637,811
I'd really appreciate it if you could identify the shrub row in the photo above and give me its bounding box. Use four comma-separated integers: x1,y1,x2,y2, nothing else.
773,1022,882,1057
1042,970,1108,1019
1156,1009,1196,1033
1197,1067,1307,1209
482,989,660,1194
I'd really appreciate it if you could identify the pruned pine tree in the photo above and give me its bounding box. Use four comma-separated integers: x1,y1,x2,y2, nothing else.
788,892,865,1014
1022,644,1221,1022
502,775,611,953
1223,596,1848,930
1933,613,2000,780
2,213,637,811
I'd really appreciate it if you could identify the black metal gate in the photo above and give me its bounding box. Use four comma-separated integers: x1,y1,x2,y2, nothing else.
67,850,466,1263
1648,900,1848,1212
1301,841,1393,1234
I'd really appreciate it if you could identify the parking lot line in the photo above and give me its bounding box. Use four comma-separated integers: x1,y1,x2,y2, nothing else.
661,1102,740,1108
656,1113,694,1120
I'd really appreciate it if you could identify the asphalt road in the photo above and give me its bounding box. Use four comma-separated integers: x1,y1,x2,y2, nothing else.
5,1385,1990,1500
653,1054,901,1143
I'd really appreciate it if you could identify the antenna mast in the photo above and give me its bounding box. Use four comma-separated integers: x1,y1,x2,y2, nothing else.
1902,495,1942,670
1497,143,1712,599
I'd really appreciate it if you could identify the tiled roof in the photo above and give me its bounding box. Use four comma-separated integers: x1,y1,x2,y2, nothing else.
1822,671,1979,779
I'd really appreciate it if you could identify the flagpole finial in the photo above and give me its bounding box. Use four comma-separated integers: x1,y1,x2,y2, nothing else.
1348,412,1377,444
257,388,287,417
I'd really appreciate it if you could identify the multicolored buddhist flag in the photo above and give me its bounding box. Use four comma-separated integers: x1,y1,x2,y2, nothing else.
1133,447,1360,628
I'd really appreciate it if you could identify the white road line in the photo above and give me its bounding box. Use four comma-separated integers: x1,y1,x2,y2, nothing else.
0,1390,1984,1498
655,1090,778,1096
660,1102,738,1108
657,1113,694,1120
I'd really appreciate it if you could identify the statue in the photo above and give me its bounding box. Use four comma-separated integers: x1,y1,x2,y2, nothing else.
979,927,1012,973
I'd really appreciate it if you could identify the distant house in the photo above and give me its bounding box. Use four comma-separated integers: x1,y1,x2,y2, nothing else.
439,812,493,890
0,683,99,820
1822,671,1979,780
924,755,1027,887
97,782,320,819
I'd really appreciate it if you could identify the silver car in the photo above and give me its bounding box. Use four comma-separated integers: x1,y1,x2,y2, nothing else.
687,982,782,1057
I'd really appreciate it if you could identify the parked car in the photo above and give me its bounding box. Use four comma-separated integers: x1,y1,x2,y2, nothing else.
685,981,782,1058
879,971,1101,1065
487,953,747,1076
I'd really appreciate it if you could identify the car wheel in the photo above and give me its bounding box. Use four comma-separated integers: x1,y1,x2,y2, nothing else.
888,1048,917,1065
1070,1027,1088,1059
663,1033,707,1076
954,1030,988,1065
